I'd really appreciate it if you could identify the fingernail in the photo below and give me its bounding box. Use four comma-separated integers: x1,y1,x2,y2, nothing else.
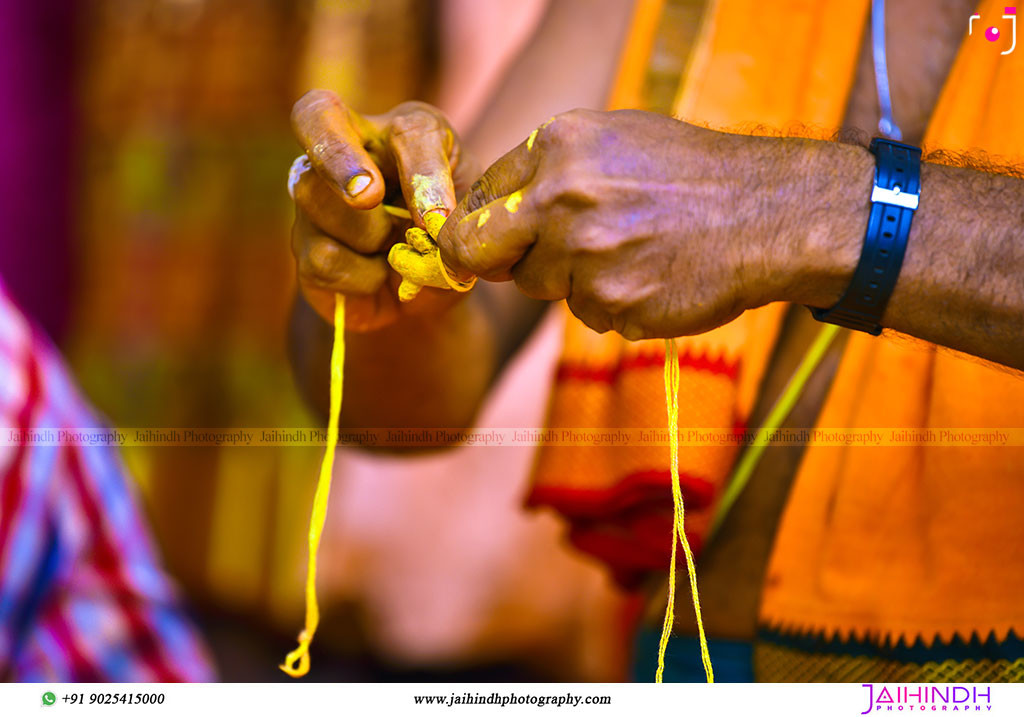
423,209,448,238
345,173,372,197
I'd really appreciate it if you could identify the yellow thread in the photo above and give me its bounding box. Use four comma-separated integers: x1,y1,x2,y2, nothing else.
278,294,704,684
476,208,491,228
383,204,412,220
656,338,714,684
280,294,345,678
504,191,523,214
434,248,476,293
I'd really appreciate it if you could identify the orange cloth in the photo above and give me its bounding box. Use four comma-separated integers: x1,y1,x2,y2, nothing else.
528,303,783,586
529,0,864,586
758,0,1024,646
530,0,1024,646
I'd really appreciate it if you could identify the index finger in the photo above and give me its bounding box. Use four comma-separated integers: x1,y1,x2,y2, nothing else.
384,103,459,230
291,89,386,210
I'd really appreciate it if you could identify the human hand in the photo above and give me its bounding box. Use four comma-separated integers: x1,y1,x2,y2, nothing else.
289,90,481,331
437,109,867,340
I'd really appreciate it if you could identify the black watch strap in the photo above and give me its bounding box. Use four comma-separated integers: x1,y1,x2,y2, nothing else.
810,137,922,335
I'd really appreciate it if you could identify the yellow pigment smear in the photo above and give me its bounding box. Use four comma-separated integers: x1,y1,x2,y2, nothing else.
280,294,345,678
656,338,714,684
477,208,491,228
526,128,539,151
527,117,556,151
503,191,523,214
410,173,448,216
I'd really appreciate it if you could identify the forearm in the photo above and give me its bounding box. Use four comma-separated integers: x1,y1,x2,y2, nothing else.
783,140,1024,371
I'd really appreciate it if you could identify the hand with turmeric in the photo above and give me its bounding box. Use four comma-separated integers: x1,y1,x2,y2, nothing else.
287,0,634,433
289,90,480,332
288,90,533,434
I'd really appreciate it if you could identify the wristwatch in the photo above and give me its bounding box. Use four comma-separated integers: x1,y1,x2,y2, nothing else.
810,137,922,335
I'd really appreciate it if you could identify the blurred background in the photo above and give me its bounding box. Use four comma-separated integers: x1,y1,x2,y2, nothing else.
0,0,657,681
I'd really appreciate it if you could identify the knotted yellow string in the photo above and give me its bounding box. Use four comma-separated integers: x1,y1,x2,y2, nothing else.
656,338,714,684
281,240,712,682
280,293,345,678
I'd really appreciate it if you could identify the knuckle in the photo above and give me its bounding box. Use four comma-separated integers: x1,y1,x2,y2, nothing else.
611,314,648,342
587,276,633,315
298,88,336,109
512,259,565,302
292,89,339,128
544,109,589,142
564,220,605,253
531,177,561,209
309,140,352,171
390,107,443,139
561,170,601,207
392,100,438,118
465,173,501,213
449,237,483,275
560,108,590,123
448,229,495,278
539,121,567,147
299,241,344,288
533,168,596,211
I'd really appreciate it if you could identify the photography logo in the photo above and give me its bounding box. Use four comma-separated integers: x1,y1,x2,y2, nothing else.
860,684,993,713
970,7,1017,54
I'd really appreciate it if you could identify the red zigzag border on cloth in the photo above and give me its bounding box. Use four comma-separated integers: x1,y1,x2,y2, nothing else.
554,348,740,384
527,469,716,518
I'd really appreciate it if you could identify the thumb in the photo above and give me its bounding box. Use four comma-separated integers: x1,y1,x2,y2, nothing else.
291,89,385,210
